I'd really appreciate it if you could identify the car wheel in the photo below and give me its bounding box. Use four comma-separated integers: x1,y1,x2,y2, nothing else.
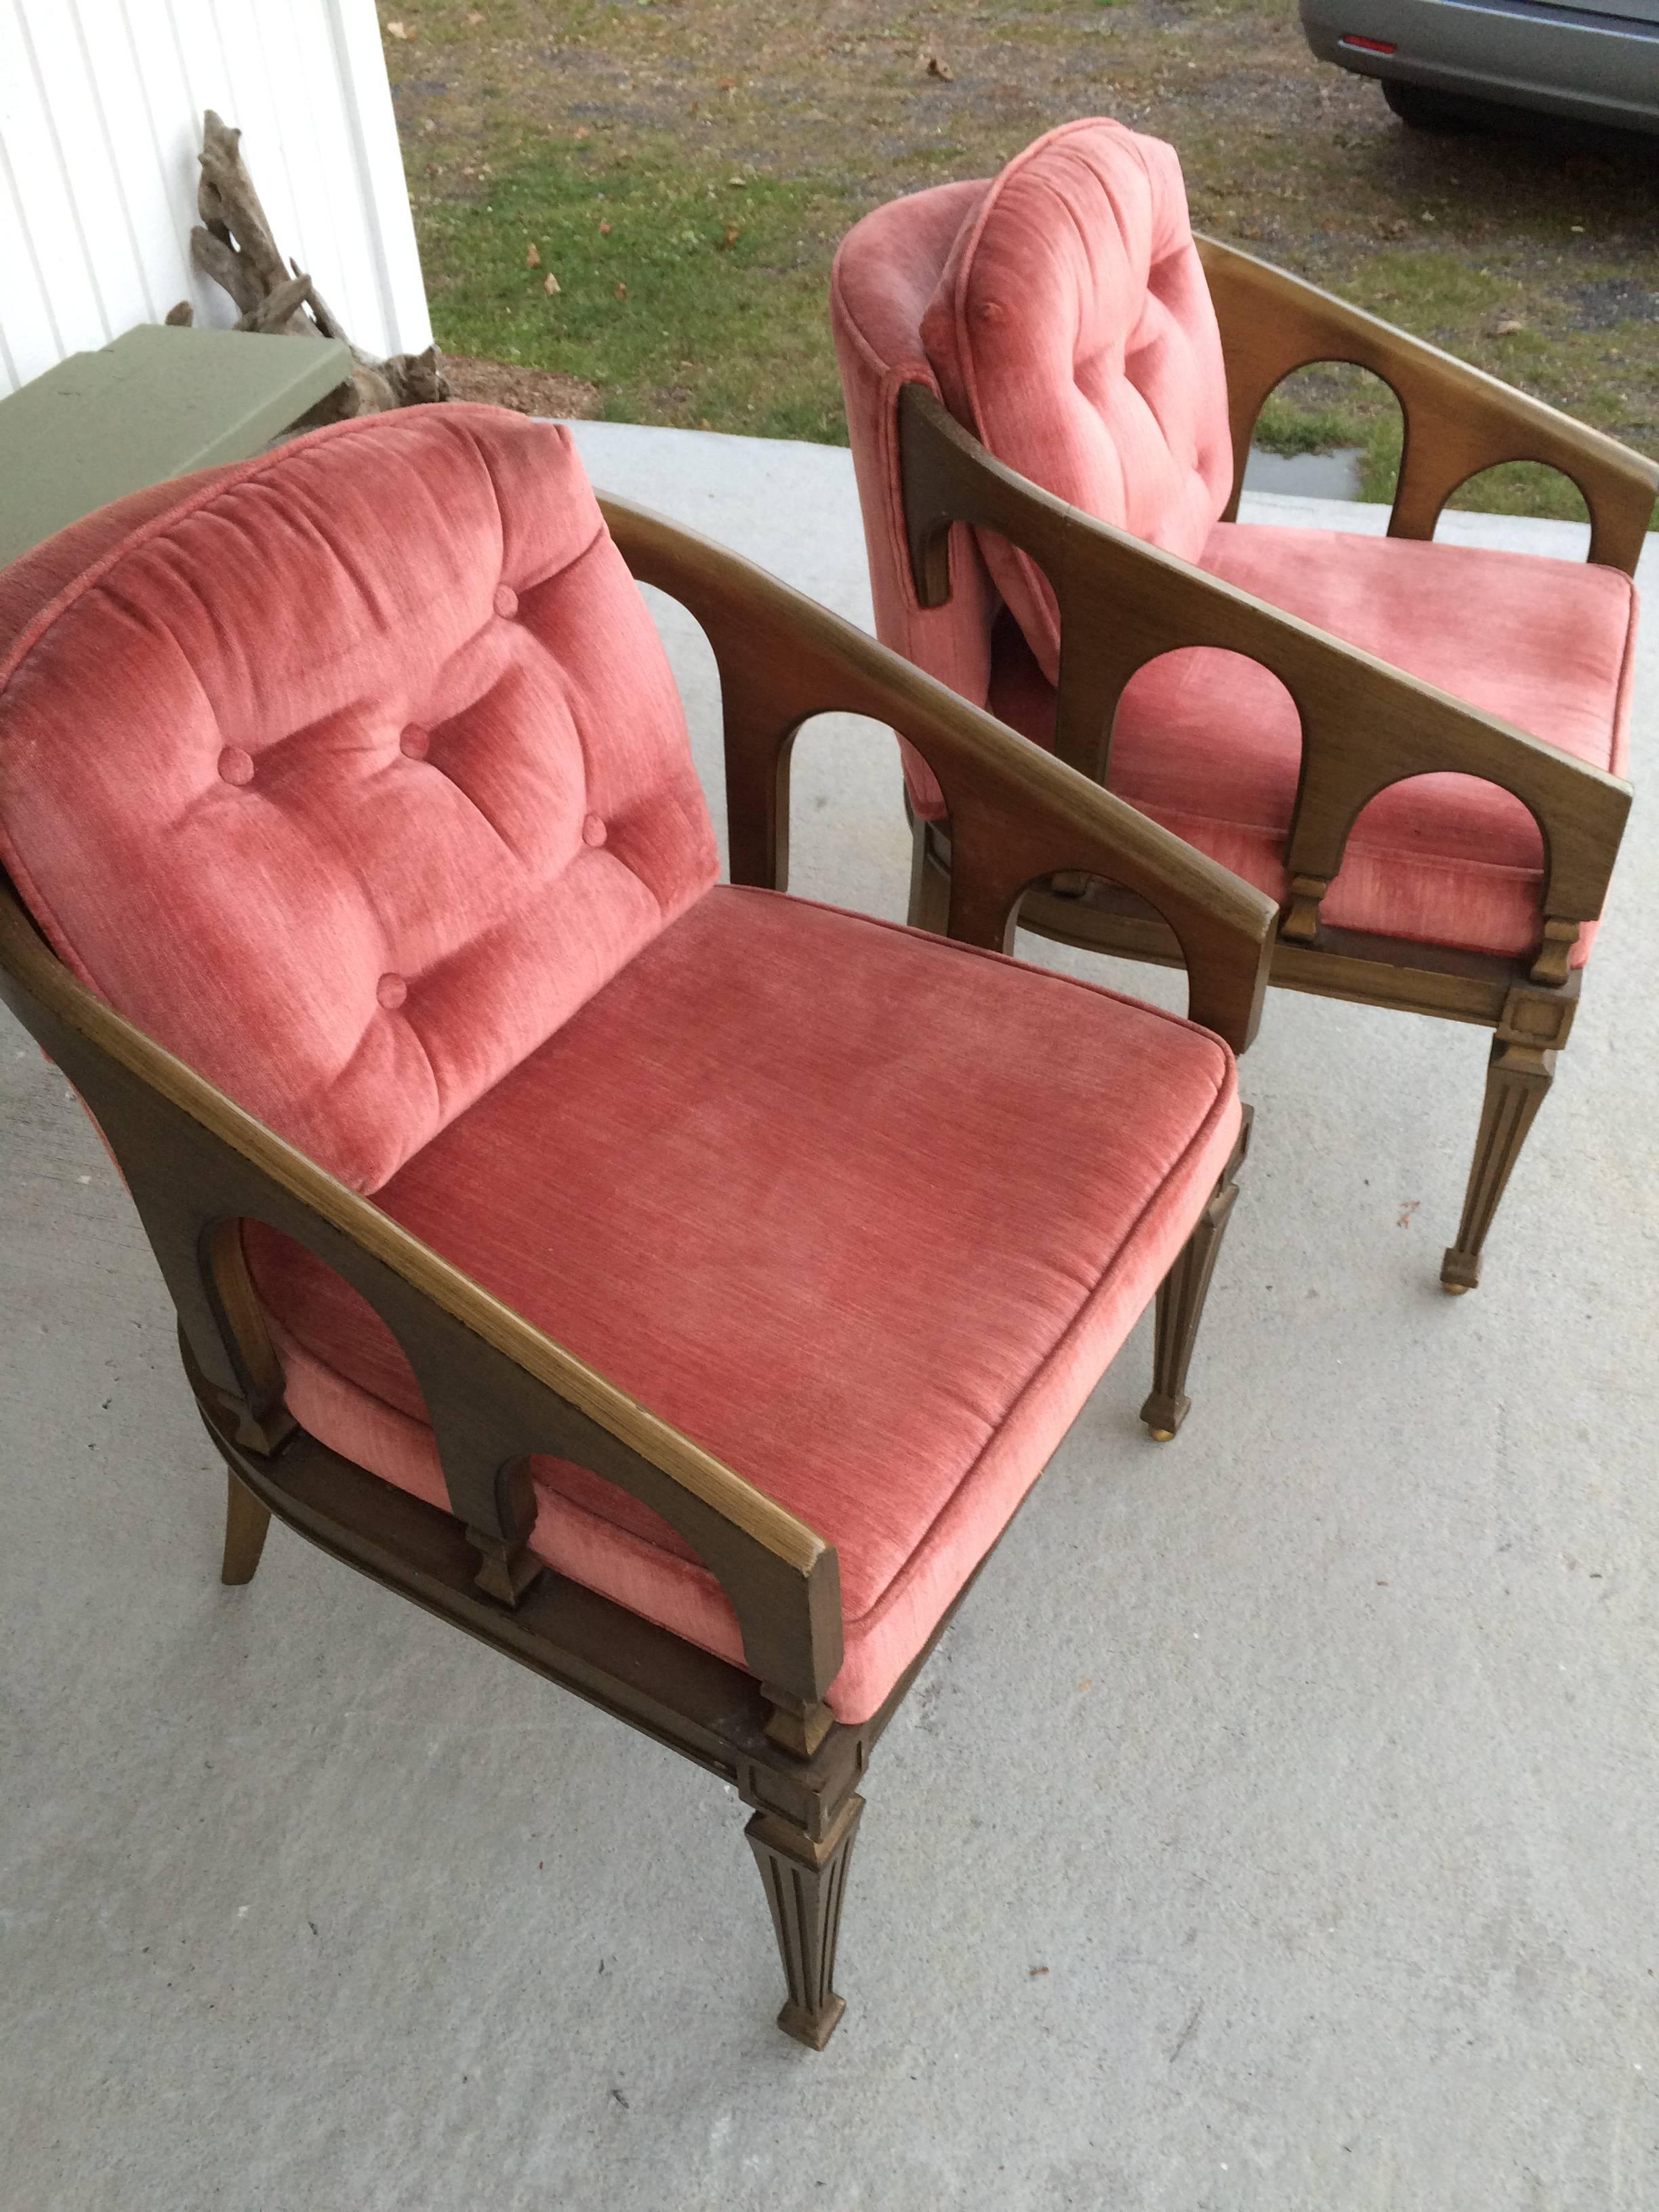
1382,79,1475,131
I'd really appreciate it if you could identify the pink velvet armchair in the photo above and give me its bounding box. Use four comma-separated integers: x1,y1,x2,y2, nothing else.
832,119,1654,1293
0,407,1275,2048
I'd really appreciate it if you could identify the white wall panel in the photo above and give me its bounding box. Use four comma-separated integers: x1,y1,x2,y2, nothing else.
0,0,431,396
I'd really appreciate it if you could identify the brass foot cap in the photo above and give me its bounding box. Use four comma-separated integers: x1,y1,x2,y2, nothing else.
777,1994,845,2050
1148,1428,1176,1443
1441,1282,1470,1296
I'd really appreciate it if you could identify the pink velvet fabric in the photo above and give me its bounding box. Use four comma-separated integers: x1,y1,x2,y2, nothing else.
991,527,1636,965
830,123,1639,968
832,178,1002,726
243,885,1242,1723
921,119,1233,679
0,407,717,1192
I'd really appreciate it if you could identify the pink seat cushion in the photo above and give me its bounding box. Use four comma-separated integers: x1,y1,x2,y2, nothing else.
987,523,1637,966
243,885,1242,1724
920,118,1233,678
0,407,717,1193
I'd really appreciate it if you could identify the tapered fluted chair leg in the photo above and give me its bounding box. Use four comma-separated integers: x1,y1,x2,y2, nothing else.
1141,1106,1252,1440
1442,1038,1556,1293
221,1470,272,1585
745,1793,863,2049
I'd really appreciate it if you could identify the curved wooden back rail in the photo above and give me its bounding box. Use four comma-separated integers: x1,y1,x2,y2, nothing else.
895,383,1633,987
601,494,1277,1051
1197,236,1659,572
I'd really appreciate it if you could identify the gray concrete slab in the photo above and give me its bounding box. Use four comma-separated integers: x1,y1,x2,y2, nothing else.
3,425,1656,2212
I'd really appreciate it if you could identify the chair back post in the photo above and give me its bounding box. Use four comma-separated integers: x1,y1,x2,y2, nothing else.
896,382,1143,785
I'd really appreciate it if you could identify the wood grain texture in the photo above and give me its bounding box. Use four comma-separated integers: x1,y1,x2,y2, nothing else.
600,493,1277,1052
1141,1108,1251,1441
220,1468,271,1585
1441,1036,1557,1292
745,1794,864,2049
1197,236,1659,572
918,830,1541,1028
897,384,1632,981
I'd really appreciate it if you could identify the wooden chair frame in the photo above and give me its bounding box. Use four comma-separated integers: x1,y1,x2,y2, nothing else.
896,236,1655,1291
0,498,1275,2050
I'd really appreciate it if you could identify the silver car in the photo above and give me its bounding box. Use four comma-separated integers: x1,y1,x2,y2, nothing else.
1299,0,1659,136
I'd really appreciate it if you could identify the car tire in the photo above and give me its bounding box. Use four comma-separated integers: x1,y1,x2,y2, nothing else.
1382,79,1477,131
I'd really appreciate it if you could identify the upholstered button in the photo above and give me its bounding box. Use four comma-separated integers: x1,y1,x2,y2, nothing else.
493,585,519,619
376,973,408,1010
975,300,1007,327
581,813,607,848
399,724,430,760
218,746,255,786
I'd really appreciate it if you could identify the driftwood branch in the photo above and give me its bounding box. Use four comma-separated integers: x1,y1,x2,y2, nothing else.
176,108,447,424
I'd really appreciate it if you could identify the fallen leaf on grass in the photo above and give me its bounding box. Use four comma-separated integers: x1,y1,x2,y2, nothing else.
466,7,485,18
598,219,611,234
727,176,748,188
543,271,560,294
525,243,540,268
614,281,628,300
1490,317,1525,336
716,224,741,249
386,18,413,37
922,51,955,79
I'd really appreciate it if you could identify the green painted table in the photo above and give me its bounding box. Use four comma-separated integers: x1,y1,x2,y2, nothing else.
0,325,352,569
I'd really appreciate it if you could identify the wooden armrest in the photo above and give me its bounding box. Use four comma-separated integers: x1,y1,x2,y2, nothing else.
1196,234,1659,573
602,493,1275,1052
895,384,1631,985
0,883,843,1707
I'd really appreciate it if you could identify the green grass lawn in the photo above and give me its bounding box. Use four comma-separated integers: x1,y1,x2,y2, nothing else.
386,1,1659,524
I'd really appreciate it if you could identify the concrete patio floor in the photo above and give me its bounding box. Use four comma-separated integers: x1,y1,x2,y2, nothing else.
3,424,1656,2211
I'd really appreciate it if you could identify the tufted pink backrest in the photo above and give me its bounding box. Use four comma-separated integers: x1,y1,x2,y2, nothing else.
833,121,1233,813
0,407,717,1193
922,120,1233,682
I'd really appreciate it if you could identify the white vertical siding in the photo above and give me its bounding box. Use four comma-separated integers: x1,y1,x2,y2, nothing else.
0,0,431,396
